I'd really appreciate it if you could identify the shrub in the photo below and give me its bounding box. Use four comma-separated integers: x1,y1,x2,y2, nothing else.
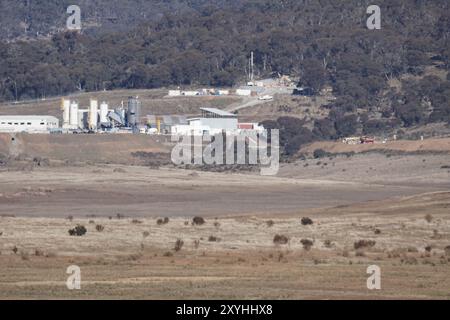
95,224,105,232
323,240,334,248
374,228,381,235
131,219,143,224
193,239,200,249
12,246,18,254
313,149,329,159
163,251,173,257
445,246,450,256
301,217,314,226
214,222,221,228
354,240,376,250
34,249,44,257
266,220,275,227
157,217,169,225
192,216,205,226
301,239,314,251
68,225,87,236
142,231,150,238
273,234,289,245
174,239,184,252
208,236,220,242
67,216,73,221
425,214,433,223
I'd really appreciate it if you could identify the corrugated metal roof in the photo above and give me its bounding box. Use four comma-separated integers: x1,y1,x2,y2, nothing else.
200,108,236,117
0,115,58,120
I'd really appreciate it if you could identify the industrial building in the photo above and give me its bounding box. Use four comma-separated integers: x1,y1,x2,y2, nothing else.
171,108,239,136
0,115,59,133
61,96,141,132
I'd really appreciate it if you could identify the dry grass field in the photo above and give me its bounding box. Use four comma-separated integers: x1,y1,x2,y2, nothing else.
0,191,449,299
0,112,449,299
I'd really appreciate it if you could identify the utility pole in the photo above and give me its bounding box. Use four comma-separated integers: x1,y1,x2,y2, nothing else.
250,51,254,82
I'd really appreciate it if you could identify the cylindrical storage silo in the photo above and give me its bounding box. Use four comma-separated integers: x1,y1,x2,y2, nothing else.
63,99,71,127
69,102,79,128
100,102,109,124
89,99,98,130
127,96,141,127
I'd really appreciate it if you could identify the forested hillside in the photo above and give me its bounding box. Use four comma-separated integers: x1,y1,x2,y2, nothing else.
1,0,449,133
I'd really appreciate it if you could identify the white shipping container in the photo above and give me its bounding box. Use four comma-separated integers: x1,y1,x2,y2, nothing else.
168,90,181,96
236,89,252,96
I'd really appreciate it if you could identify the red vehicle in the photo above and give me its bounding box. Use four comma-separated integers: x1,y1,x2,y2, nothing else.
360,136,375,144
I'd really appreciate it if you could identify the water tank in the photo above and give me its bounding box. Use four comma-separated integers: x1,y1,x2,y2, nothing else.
63,99,71,127
89,99,98,130
69,102,79,127
100,102,109,123
127,97,141,127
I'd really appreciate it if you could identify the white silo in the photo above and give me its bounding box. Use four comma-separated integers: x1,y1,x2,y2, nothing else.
89,99,98,130
100,102,109,124
69,102,79,128
62,99,71,128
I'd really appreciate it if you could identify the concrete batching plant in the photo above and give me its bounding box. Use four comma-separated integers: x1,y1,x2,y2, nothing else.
61,96,141,132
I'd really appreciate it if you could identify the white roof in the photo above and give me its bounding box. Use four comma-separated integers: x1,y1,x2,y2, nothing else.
200,108,236,117
0,115,58,120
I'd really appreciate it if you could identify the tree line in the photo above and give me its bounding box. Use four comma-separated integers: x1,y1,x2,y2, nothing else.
0,0,449,135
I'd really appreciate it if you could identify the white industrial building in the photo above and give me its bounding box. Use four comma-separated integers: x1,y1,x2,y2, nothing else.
0,116,59,133
172,108,238,136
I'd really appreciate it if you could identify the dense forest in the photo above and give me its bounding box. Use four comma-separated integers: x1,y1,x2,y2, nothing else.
0,0,449,145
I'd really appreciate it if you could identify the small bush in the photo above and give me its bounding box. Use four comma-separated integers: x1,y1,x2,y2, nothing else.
95,224,105,232
12,246,18,254
313,149,329,159
131,219,143,224
301,217,314,225
273,234,289,245
163,251,173,257
34,249,44,256
301,239,314,251
374,228,381,235
174,239,184,252
142,231,150,238
445,246,450,256
323,239,334,248
67,216,73,221
157,217,169,225
266,220,275,227
425,214,433,223
89,220,95,224
192,216,205,226
208,236,220,242
193,239,200,249
214,222,221,228
68,225,87,236
354,240,376,250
